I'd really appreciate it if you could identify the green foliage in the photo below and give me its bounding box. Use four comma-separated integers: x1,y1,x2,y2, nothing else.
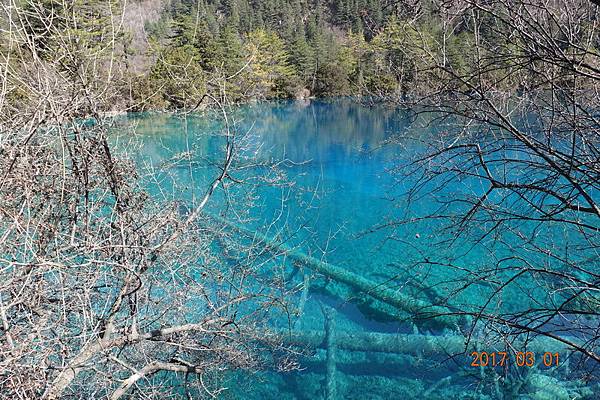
144,45,207,109
171,13,218,71
314,62,351,96
141,0,401,105
132,0,587,106
288,32,315,87
244,30,297,98
26,0,594,108
213,24,245,76
19,0,128,112
23,0,125,62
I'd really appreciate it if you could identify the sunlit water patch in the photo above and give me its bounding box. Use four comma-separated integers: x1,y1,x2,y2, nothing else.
116,100,597,399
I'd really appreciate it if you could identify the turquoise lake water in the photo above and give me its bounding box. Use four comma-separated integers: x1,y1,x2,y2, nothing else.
121,100,598,399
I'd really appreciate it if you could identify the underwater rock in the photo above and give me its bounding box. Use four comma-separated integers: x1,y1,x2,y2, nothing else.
295,88,311,100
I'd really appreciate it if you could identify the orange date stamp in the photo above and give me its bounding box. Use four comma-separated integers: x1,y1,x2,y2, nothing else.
470,351,560,368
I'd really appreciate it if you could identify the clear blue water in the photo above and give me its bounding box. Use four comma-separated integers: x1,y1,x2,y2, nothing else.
119,100,597,399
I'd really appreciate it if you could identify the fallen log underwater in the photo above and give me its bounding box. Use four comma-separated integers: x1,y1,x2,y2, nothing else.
323,306,337,400
196,211,593,397
206,212,461,329
275,325,593,399
274,328,571,356
197,210,592,399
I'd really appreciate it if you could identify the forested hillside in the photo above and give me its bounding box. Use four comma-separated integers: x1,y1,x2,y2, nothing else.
130,0,600,110
24,0,481,110
3,0,600,112
131,0,416,109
